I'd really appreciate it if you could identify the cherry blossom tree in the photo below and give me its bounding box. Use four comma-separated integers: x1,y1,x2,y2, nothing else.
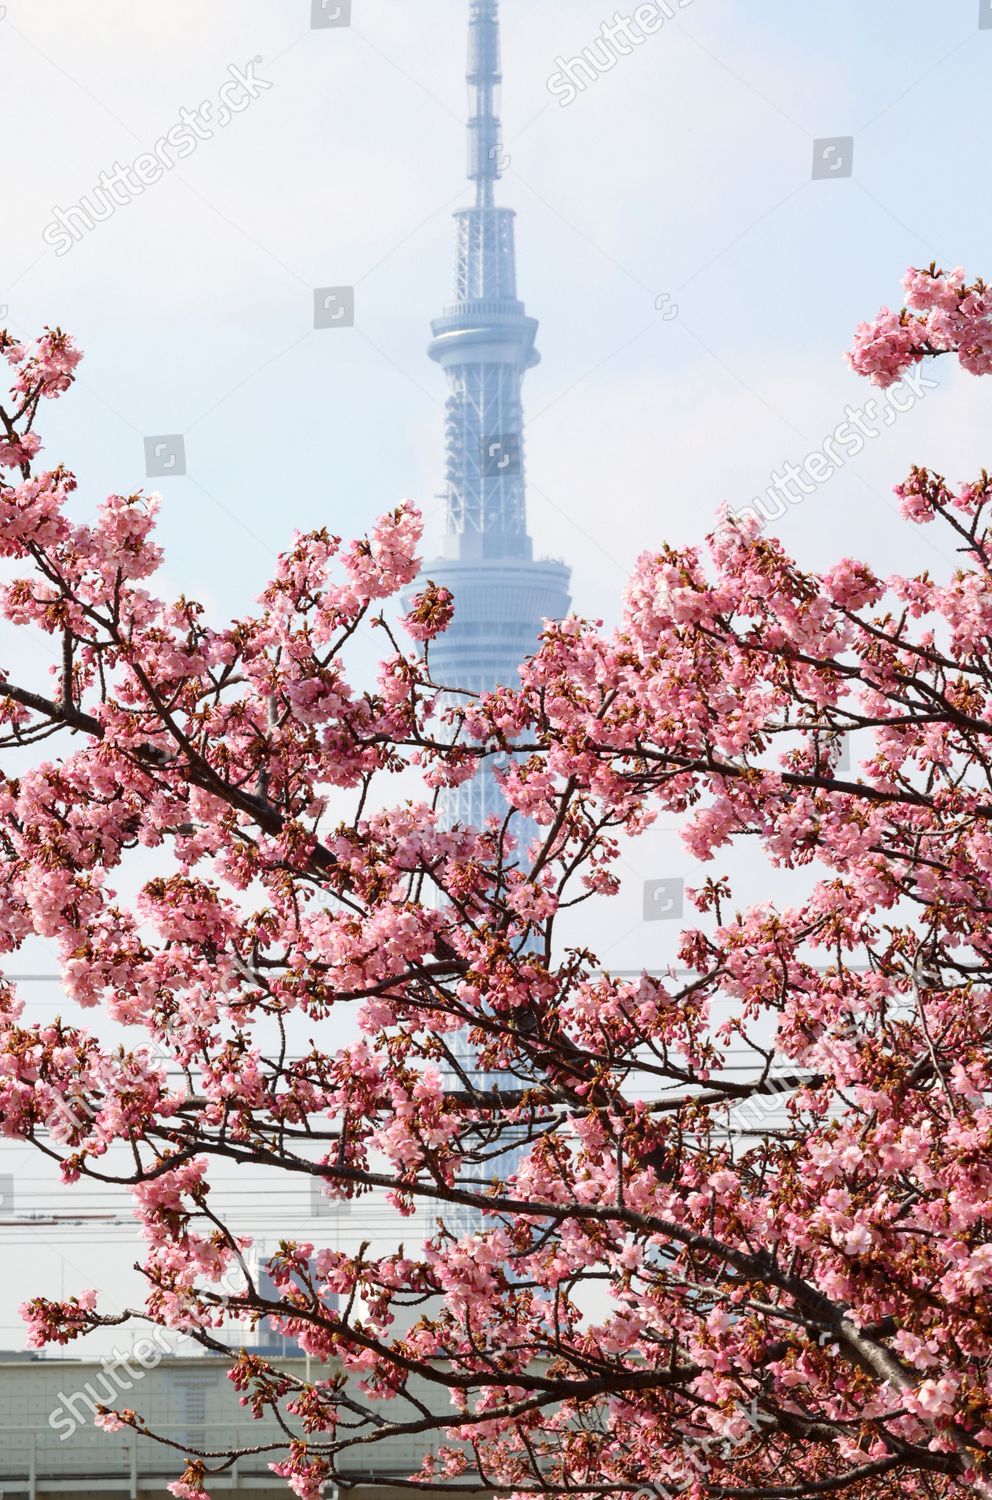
5,266,992,1499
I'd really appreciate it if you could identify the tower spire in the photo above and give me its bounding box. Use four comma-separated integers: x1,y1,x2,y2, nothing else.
467,0,503,208
428,0,543,560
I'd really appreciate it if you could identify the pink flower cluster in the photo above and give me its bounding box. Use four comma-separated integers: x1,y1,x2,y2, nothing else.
5,301,992,1500
848,264,992,386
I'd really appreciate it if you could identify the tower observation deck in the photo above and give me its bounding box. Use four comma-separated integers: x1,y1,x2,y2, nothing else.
421,0,572,833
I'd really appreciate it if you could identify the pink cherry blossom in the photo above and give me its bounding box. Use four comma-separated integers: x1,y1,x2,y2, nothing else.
848,263,992,385
2,301,992,1500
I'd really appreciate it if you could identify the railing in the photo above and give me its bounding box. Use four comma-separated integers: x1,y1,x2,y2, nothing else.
432,299,527,331
0,1423,281,1494
0,1421,429,1497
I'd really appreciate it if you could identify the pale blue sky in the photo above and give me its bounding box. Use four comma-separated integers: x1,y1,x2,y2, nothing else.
1,0,992,1354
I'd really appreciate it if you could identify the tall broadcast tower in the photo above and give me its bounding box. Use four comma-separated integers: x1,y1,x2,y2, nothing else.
422,0,572,831
417,1,572,1235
